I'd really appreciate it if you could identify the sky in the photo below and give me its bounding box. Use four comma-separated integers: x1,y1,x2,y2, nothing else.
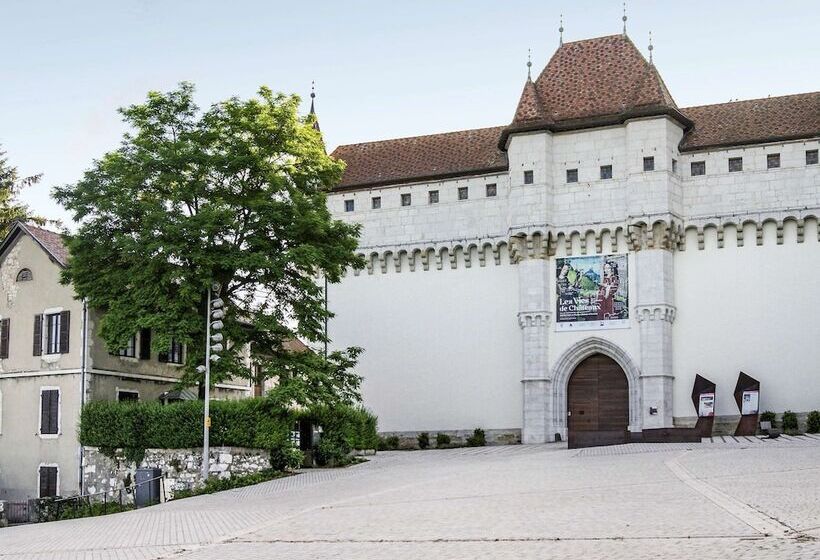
2,0,818,226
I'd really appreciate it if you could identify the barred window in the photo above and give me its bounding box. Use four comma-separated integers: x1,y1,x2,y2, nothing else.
344,199,354,212
523,170,534,184
691,161,706,176
728,157,743,172
457,187,468,200
600,165,612,180
807,149,818,165
643,156,655,171
371,196,381,209
566,169,578,183
428,190,439,204
401,193,411,206
485,184,497,197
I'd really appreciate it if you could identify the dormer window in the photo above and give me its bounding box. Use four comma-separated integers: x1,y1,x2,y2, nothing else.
16,268,33,282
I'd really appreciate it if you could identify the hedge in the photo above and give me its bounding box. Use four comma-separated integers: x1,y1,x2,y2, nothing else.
79,397,378,468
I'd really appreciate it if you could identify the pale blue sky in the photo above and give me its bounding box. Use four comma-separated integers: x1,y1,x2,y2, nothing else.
2,0,818,225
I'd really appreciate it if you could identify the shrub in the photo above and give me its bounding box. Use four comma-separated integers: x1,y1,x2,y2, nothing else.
807,411,820,434
760,411,777,426
385,435,400,450
466,428,486,447
417,432,430,449
435,433,451,448
174,469,286,499
782,410,799,433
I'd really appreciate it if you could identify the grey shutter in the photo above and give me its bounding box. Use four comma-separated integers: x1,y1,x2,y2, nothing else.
33,315,42,356
39,466,57,498
139,328,151,360
59,311,70,354
0,318,9,358
41,390,59,435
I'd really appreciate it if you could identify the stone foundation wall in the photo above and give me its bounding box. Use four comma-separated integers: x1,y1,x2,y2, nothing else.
82,446,270,502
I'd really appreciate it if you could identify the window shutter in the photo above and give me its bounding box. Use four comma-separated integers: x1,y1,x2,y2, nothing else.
0,318,9,359
33,315,42,356
39,466,57,498
59,311,70,353
39,466,49,497
139,328,151,360
41,390,59,435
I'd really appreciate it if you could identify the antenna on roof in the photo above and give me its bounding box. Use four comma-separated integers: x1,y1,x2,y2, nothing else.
527,48,532,80
622,2,628,35
559,14,564,46
648,31,654,64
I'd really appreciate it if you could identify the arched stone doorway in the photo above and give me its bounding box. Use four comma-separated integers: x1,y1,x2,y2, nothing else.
567,353,630,448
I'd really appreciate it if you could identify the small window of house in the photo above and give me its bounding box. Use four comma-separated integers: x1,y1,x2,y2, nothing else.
691,161,706,176
643,156,655,171
401,193,411,206
457,187,468,200
728,157,743,172
672,159,678,173
38,465,58,498
160,338,185,364
767,153,780,169
428,190,439,204
344,200,354,212
485,184,497,197
42,312,69,355
807,149,819,165
523,170,534,184
566,169,578,183
0,318,9,359
117,335,137,358
117,390,139,402
371,196,381,209
600,165,612,180
16,268,33,282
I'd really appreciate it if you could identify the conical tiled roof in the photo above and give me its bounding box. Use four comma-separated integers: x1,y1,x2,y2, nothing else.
501,34,690,147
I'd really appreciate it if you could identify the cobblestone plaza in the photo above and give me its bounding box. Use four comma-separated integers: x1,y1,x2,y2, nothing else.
2,437,819,559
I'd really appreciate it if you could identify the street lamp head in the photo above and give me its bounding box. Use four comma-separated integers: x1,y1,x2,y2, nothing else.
211,298,224,309
211,309,225,320
211,320,224,331
211,282,222,293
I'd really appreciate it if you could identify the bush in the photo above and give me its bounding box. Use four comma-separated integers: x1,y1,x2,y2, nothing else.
174,469,286,499
417,432,430,449
760,410,777,426
435,433,451,448
807,411,820,434
782,410,799,433
466,428,486,447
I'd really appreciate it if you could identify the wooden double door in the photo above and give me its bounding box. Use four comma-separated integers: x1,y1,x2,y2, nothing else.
567,354,630,449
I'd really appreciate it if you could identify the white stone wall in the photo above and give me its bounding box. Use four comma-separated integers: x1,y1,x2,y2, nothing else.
327,118,820,437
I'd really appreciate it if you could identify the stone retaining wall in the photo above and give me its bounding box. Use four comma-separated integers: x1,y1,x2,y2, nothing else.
82,446,270,502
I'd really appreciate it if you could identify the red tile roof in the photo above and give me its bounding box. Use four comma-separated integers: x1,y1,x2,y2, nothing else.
679,92,820,151
330,35,819,190
22,223,69,266
330,126,508,190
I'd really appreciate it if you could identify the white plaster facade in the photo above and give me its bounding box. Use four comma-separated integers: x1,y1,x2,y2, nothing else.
327,86,820,443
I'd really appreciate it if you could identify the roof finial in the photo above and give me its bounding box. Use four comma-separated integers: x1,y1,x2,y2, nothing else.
648,31,654,64
309,81,320,132
622,2,628,35
526,48,532,80
559,14,564,46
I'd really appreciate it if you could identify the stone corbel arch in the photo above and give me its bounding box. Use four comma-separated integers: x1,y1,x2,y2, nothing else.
550,337,643,436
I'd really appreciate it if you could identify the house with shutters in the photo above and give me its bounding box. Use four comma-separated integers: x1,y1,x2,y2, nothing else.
0,222,253,501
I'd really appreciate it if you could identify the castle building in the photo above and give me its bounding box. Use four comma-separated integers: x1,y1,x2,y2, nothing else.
325,34,820,446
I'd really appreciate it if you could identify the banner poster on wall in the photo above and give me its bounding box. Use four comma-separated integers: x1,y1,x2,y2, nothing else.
555,254,629,331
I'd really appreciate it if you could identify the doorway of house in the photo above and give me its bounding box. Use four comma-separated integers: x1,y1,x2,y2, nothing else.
567,353,629,449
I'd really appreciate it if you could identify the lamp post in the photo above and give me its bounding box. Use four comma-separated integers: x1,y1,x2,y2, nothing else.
198,282,224,481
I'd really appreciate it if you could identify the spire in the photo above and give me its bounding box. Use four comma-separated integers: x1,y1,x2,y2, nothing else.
622,2,628,35
559,14,564,46
309,80,320,132
526,48,532,80
648,31,654,64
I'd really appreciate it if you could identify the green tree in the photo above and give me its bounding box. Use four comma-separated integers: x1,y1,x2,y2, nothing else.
0,146,50,238
54,83,364,399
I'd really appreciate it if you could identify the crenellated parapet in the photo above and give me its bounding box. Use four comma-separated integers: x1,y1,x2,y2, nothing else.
635,304,677,324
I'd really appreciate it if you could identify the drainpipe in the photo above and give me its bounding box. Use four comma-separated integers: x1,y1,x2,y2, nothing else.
78,298,89,494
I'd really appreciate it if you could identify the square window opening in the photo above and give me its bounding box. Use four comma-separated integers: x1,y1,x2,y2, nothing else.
457,186,468,200
643,156,655,172
371,196,381,209
485,183,497,197
566,169,578,183
728,157,743,172
401,193,411,206
600,165,612,180
691,161,706,176
523,170,534,184
344,199,354,212
807,149,819,165
428,190,439,204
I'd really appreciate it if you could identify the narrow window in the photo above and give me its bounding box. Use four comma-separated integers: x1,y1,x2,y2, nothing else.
523,170,534,184
767,153,780,169
117,335,137,358
371,196,381,209
807,149,819,165
40,389,59,435
428,190,439,204
457,186,468,200
344,199,354,212
728,157,743,172
485,183,497,197
643,156,655,171
0,318,9,359
401,193,411,206
168,338,184,364
38,466,58,498
672,159,678,173
691,161,706,176
600,165,612,180
44,312,69,354
139,328,151,360
117,390,139,402
16,268,33,282
566,169,578,183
